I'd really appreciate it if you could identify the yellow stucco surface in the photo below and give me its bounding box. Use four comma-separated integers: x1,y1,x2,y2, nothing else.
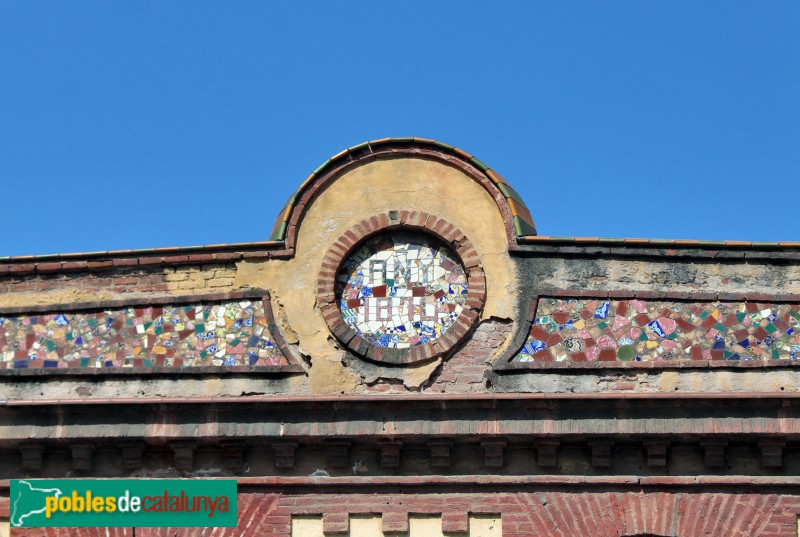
291,516,324,537
0,287,114,309
236,156,517,392
164,265,237,294
0,265,237,310
469,515,502,537
349,515,384,536
288,514,501,537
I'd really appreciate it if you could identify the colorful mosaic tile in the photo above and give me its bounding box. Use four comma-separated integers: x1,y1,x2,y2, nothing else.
336,232,468,348
0,299,288,369
516,298,800,363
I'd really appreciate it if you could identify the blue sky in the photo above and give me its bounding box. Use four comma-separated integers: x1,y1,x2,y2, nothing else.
1,2,798,256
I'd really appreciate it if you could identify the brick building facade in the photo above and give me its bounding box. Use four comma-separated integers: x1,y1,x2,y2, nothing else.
2,138,800,536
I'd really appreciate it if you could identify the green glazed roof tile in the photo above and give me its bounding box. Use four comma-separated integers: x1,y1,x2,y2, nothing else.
269,221,288,242
269,138,535,243
432,140,454,150
513,216,538,237
348,141,370,152
284,189,302,207
312,159,331,176
496,182,525,206
469,156,489,172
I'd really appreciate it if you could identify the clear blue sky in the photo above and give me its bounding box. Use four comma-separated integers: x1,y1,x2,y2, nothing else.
1,3,798,256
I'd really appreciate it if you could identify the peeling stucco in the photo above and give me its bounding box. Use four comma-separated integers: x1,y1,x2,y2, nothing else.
234,157,517,390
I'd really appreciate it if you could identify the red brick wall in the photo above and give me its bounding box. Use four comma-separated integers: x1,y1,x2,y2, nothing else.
428,319,513,392
0,269,171,296
365,319,513,393
7,491,800,536
0,264,238,299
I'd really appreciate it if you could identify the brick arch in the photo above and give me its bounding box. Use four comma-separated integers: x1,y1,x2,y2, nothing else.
268,137,537,254
317,211,486,365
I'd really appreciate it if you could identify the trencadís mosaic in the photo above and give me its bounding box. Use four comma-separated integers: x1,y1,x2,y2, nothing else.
336,232,468,348
0,299,288,369
516,298,800,362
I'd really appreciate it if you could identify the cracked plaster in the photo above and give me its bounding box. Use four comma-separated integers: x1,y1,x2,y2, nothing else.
234,157,517,391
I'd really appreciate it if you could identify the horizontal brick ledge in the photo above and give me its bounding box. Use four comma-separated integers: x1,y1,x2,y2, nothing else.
530,289,800,303
5,391,800,407
0,289,271,316
235,475,800,488
3,475,800,492
495,358,800,371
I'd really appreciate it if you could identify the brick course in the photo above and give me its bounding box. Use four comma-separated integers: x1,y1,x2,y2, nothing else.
0,264,237,301
7,491,800,536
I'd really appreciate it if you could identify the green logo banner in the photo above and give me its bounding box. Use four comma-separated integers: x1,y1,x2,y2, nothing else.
10,479,237,528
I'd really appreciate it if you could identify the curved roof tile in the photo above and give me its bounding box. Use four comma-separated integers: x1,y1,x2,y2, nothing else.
268,137,538,242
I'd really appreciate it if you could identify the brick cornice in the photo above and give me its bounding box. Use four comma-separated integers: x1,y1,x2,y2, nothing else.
511,240,800,261
4,391,800,407
6,475,800,491
0,243,281,278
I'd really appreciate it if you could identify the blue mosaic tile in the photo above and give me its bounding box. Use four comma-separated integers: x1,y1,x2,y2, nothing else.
0,299,287,369
336,232,468,349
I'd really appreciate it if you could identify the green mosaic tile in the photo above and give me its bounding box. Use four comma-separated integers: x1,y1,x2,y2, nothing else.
516,298,800,363
0,300,288,370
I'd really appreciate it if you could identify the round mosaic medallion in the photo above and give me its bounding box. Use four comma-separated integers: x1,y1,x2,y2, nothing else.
336,232,468,349
318,212,486,364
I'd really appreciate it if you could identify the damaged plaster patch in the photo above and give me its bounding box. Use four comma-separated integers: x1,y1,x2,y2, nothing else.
344,353,443,390
165,264,237,295
0,287,115,309
271,297,299,345
402,359,443,388
657,371,679,392
308,352,362,395
482,316,515,358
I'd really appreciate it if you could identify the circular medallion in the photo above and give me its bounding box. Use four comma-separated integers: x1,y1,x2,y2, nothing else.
317,212,486,365
336,232,467,349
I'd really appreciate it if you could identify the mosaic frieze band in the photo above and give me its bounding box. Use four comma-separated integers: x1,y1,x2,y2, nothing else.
516,297,800,363
0,295,293,370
